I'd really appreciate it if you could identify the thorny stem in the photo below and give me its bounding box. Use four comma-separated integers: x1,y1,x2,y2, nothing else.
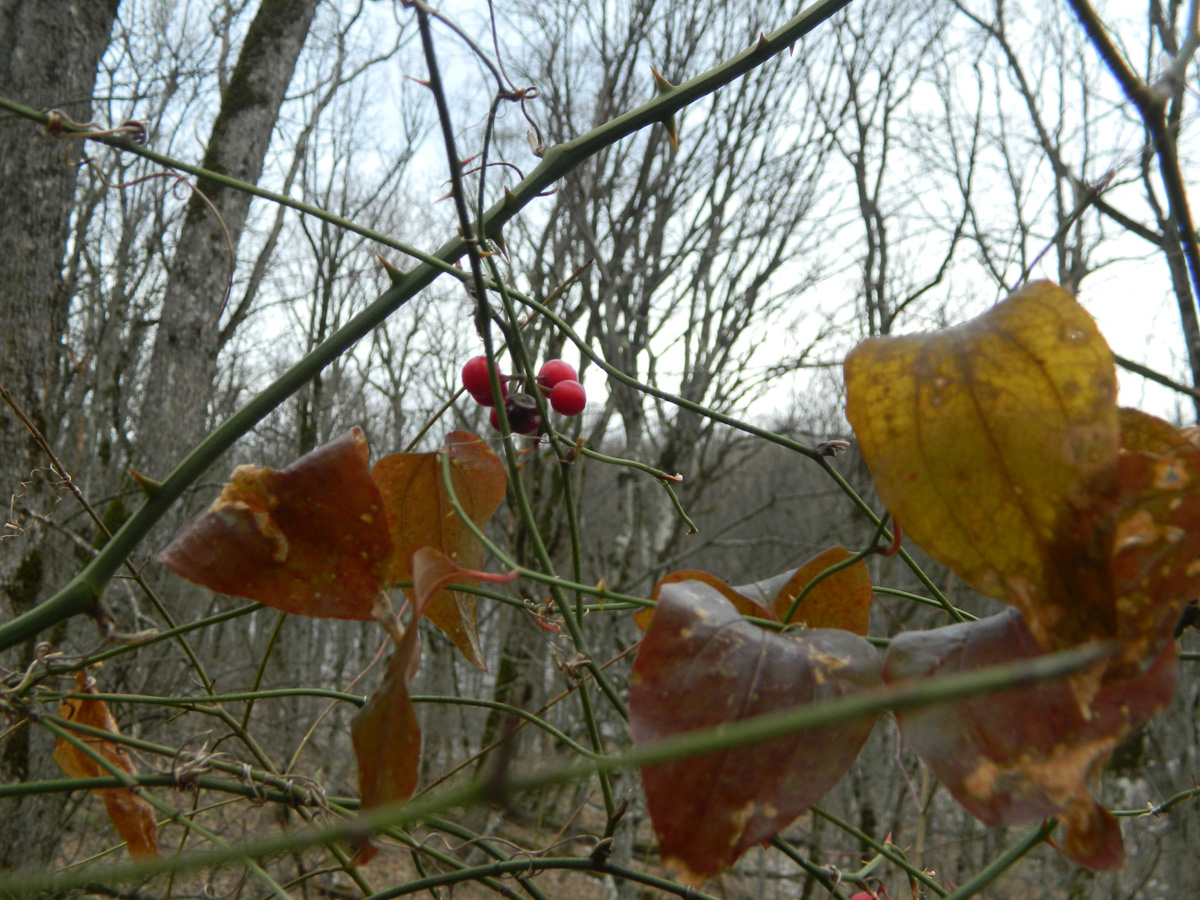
416,0,624,822
0,640,1111,895
0,0,853,652
811,806,949,897
43,720,293,900
437,453,628,719
941,820,1058,900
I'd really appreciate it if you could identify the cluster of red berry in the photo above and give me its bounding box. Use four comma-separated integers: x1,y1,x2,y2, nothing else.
461,356,587,434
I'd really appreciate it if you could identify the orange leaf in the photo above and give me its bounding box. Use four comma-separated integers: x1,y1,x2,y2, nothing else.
371,432,506,668
53,673,159,858
411,547,519,611
845,281,1121,654
739,546,872,634
159,428,392,620
634,570,773,631
1103,447,1200,666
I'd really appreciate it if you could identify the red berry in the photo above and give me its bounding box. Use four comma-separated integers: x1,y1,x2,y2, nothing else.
536,359,578,395
549,380,586,416
495,393,542,435
489,407,499,430
462,356,506,406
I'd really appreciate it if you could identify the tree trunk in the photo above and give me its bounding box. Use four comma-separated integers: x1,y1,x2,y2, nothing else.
0,0,120,869
137,0,319,476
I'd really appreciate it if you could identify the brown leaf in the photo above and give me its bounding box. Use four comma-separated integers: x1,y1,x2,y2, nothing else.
629,579,881,884
371,432,506,668
883,609,1178,870
736,545,872,634
54,673,159,858
159,428,392,620
845,281,1123,655
349,599,425,863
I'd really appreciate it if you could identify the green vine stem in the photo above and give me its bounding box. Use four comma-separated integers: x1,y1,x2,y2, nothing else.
0,773,348,807
941,820,1058,900
767,836,851,899
0,97,438,273
810,805,947,897
437,452,628,719
43,720,292,900
359,856,722,900
503,283,964,624
422,816,553,900
0,640,1111,895
783,516,890,624
0,0,854,653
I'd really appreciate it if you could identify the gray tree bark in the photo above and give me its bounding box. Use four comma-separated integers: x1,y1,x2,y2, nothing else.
0,0,120,869
137,0,319,476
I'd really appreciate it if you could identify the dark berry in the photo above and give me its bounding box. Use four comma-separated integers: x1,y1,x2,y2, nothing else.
496,392,542,435
536,359,578,395
549,380,586,416
462,355,506,406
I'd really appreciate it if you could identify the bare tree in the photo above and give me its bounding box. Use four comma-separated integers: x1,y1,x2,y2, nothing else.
136,0,320,476
507,0,836,584
0,0,122,869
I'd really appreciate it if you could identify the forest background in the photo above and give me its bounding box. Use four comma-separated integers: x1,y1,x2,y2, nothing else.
2,0,1200,898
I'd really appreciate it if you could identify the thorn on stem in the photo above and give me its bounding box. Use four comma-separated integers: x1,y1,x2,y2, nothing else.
128,468,162,497
376,253,406,284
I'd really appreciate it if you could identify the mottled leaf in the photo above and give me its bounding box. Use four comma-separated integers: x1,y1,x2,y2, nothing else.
1118,407,1196,455
736,546,872,634
845,281,1120,653
883,609,1178,869
371,432,506,668
159,428,391,620
630,579,881,884
1103,447,1200,666
54,673,159,858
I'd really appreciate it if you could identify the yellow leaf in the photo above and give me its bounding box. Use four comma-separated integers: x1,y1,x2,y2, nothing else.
845,281,1119,653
